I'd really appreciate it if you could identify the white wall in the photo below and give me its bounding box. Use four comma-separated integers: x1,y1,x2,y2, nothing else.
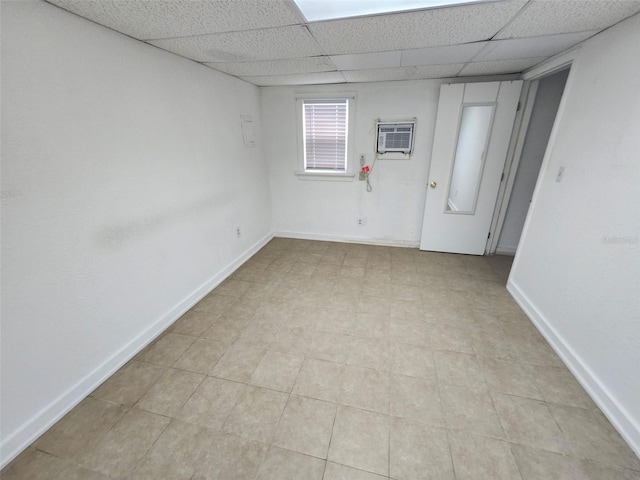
497,69,568,254
509,13,640,455
0,0,272,465
262,81,441,246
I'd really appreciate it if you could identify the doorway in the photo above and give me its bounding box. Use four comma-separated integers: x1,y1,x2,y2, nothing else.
492,68,570,255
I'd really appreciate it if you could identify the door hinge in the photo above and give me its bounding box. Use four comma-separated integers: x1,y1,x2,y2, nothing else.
488,232,491,239
517,101,522,112
501,172,505,181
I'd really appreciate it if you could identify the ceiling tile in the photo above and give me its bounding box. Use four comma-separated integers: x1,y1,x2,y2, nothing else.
206,57,336,77
401,42,487,66
495,0,640,39
330,51,402,71
241,71,346,87
342,64,465,83
47,0,304,40
307,0,527,55
474,31,597,62
148,26,323,63
458,57,546,76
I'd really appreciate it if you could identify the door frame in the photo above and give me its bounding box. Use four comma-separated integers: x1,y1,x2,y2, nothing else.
485,47,579,255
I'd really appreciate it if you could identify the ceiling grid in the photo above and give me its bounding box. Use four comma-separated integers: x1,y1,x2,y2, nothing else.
45,0,640,86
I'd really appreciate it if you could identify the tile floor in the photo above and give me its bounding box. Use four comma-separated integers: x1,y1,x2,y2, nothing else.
3,238,640,479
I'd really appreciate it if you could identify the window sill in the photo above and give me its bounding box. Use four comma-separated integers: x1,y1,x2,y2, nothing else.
295,171,355,182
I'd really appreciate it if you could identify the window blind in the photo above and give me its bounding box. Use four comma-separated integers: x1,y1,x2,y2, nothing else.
303,99,348,172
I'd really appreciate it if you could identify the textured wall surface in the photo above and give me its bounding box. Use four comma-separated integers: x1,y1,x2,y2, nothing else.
509,13,640,455
1,0,272,465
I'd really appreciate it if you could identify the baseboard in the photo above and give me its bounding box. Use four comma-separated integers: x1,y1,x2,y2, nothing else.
273,230,420,248
507,279,640,458
495,246,517,255
0,231,274,469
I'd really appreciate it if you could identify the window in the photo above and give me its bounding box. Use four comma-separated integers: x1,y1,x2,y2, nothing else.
303,99,348,172
296,95,355,179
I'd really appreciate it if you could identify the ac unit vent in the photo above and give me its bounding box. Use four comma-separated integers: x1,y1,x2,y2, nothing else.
377,122,415,154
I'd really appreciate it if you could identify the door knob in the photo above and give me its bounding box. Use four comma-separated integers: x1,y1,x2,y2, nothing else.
430,181,437,188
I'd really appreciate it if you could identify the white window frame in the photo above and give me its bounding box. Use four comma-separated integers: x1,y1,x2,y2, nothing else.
296,93,356,181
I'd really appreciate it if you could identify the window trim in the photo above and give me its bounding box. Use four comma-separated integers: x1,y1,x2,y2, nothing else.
296,93,356,180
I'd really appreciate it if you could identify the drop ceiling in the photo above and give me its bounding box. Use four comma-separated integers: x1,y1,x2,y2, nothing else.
45,0,640,86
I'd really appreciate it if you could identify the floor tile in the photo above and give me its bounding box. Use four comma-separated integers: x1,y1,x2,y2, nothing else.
448,430,522,480
390,417,454,480
257,446,325,480
273,395,337,458
470,330,519,361
193,432,268,480
202,315,247,344
390,374,445,427
210,343,265,382
193,293,238,315
293,357,344,403
169,310,216,337
222,385,289,443
91,360,165,406
323,462,388,480
434,351,486,389
426,324,475,354
481,357,543,400
78,408,170,477
131,419,212,479
135,367,204,417
328,406,389,476
510,335,565,367
177,376,245,430
308,331,352,363
532,366,596,409
493,393,570,454
173,338,227,374
135,333,196,367
347,337,390,372
390,342,436,382
35,397,127,461
349,313,389,339
249,350,304,392
1,449,68,480
550,404,640,470
440,384,505,438
55,463,112,480
268,326,313,355
510,444,586,480
339,365,390,414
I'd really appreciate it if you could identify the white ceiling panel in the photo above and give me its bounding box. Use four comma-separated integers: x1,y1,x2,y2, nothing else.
307,0,528,55
47,0,304,40
495,0,640,39
458,57,546,76
342,64,465,83
474,31,597,62
241,71,346,87
330,51,402,71
148,26,323,63
401,42,487,66
207,57,336,77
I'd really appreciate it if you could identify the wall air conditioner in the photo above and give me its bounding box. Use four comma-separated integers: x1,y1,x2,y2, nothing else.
376,121,415,155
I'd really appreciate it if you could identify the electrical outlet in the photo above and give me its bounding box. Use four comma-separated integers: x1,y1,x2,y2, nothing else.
357,217,367,226
359,171,366,181
235,226,241,238
359,154,366,166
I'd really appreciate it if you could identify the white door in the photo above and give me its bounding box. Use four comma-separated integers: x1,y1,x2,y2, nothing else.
419,81,522,255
